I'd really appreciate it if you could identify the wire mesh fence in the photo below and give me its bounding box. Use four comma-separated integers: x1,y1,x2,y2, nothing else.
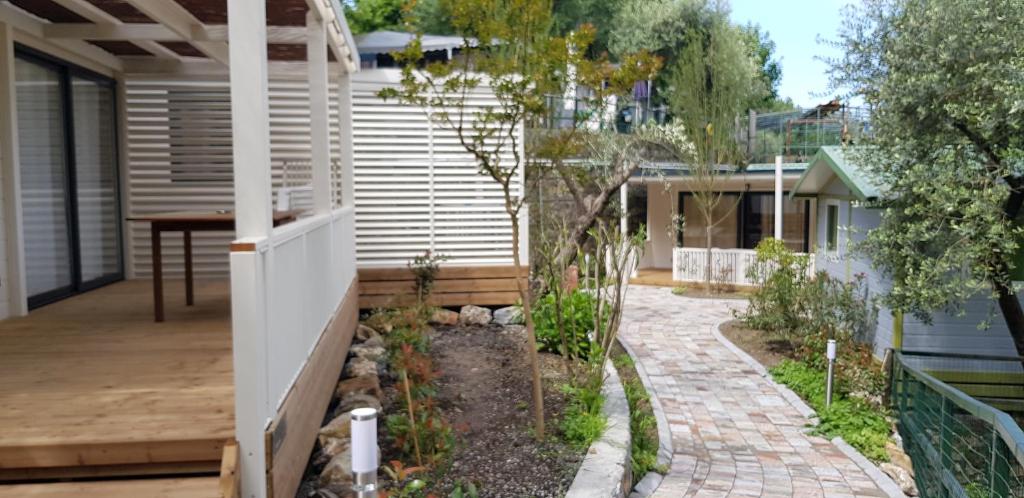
893,350,1024,498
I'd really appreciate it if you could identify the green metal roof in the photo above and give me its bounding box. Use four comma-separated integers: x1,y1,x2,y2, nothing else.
789,146,881,201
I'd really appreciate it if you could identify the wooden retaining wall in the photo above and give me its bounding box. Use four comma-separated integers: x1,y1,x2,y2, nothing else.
358,266,526,309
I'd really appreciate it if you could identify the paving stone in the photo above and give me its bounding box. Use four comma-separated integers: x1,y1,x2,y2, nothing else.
619,285,887,498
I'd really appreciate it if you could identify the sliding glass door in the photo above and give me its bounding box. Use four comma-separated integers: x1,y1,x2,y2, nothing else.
15,49,122,308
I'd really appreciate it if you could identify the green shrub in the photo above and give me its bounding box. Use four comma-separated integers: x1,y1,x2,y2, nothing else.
741,238,813,336
769,359,890,462
533,289,604,359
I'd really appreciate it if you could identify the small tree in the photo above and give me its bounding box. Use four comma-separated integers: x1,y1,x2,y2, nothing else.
666,11,765,292
383,0,659,438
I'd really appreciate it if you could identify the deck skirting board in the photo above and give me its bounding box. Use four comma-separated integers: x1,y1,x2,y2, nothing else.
358,266,525,308
264,280,359,498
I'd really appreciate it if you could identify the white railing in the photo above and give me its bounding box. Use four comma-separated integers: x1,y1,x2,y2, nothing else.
672,247,813,286
230,206,357,430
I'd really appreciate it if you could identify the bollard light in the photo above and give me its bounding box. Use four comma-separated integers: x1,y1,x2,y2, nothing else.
825,339,837,407
351,407,378,498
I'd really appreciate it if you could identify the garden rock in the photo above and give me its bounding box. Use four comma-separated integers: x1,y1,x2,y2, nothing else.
335,374,382,400
492,306,523,325
320,434,350,459
319,410,351,441
343,357,377,378
430,308,459,326
459,305,492,326
361,334,384,349
337,393,382,415
355,324,380,341
319,447,353,487
349,343,386,362
880,462,918,496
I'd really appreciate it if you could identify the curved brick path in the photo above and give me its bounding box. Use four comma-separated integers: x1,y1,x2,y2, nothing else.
620,285,887,498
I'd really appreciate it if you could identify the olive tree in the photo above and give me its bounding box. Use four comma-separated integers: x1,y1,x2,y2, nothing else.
827,0,1024,353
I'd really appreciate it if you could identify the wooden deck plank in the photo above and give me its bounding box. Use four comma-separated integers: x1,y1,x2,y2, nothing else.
0,476,221,498
0,279,234,475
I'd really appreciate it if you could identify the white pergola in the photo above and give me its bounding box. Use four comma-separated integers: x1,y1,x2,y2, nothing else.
0,2,361,497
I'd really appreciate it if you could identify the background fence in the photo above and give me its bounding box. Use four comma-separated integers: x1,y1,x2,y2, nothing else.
892,350,1024,497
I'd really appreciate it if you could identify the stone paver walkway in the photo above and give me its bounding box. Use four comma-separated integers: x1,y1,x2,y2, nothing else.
620,285,886,498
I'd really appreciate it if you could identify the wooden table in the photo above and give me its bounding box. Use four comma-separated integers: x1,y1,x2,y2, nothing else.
128,211,302,322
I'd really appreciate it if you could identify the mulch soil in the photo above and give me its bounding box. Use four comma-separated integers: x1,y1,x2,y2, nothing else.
717,319,798,369
380,324,584,498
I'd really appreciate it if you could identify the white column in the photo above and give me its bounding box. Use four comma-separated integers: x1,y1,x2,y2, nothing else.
307,11,331,215
227,2,272,497
229,0,272,238
620,182,629,236
0,22,26,317
774,155,783,240
336,70,355,208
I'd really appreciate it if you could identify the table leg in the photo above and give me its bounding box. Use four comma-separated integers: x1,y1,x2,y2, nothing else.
184,230,194,306
151,225,164,322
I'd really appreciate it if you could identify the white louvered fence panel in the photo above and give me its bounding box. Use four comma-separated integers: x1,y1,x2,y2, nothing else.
352,69,521,267
125,78,342,279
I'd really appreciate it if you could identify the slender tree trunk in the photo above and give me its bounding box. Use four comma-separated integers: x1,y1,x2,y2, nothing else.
998,187,1024,358
511,216,545,439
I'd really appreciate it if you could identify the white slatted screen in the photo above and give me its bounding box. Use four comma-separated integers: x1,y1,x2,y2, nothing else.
124,70,521,278
124,78,341,278
352,69,519,267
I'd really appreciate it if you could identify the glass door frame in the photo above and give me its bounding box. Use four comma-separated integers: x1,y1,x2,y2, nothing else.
15,45,124,309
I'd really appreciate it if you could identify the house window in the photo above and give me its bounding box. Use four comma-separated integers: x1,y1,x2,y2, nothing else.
826,203,840,252
741,193,810,252
627,184,648,239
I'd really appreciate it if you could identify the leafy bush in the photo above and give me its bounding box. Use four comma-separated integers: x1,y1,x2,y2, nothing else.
769,360,890,462
533,290,604,359
741,238,813,335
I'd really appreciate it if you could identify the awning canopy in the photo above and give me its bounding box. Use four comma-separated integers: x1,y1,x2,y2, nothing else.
354,30,467,55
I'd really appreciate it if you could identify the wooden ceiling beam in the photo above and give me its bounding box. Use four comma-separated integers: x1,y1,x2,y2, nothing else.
0,3,122,71
119,0,228,64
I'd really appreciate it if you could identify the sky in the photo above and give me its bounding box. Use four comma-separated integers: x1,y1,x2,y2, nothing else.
728,0,851,108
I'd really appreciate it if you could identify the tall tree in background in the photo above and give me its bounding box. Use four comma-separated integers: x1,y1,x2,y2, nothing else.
607,0,783,111
550,0,626,56
827,0,1024,354
667,10,765,291
383,0,660,438
344,0,406,34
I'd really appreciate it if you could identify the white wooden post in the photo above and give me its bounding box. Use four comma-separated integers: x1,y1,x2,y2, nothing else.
774,155,783,240
307,11,331,215
336,70,354,208
620,183,628,237
227,1,272,496
0,22,26,317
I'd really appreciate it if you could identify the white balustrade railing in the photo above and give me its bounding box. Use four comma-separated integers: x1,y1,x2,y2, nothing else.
671,247,812,286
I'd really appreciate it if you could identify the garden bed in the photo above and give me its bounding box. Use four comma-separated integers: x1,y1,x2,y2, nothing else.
379,322,584,497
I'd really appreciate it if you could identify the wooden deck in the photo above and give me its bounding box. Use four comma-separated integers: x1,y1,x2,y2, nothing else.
629,268,677,287
0,279,234,481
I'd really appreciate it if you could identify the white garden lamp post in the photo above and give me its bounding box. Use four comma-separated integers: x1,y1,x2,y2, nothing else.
825,339,837,407
351,408,379,497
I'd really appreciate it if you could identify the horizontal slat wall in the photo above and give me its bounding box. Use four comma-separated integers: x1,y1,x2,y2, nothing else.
124,78,341,279
352,69,521,268
358,265,525,308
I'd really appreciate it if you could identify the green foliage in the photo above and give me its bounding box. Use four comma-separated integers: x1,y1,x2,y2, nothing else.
550,0,626,56
826,0,1024,340
613,354,667,477
408,250,447,309
559,383,607,449
532,289,603,359
450,481,480,498
344,0,407,34
741,239,814,335
770,360,891,462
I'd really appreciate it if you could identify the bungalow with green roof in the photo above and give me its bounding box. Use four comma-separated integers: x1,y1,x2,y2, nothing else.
791,146,1022,370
